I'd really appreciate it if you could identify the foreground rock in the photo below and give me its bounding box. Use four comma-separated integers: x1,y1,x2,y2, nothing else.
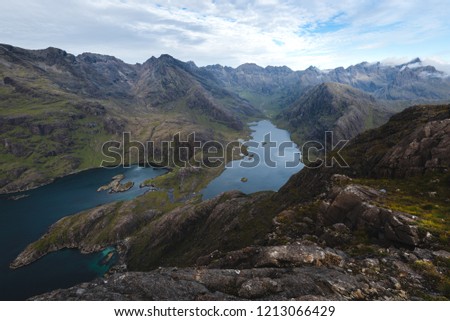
32,240,450,301
30,266,389,301
320,183,419,246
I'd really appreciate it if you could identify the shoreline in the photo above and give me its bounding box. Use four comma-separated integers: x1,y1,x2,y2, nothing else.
0,118,269,196
0,163,173,196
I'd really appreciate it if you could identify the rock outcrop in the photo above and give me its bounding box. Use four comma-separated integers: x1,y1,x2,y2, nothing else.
375,118,450,177
31,240,450,301
30,265,390,301
320,183,419,246
343,104,450,178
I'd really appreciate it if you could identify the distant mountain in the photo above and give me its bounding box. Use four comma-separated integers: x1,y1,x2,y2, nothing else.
203,63,301,113
277,82,392,143
320,59,450,100
203,58,450,112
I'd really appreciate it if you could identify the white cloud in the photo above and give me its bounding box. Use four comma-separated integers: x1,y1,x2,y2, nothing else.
0,0,449,70
422,58,450,75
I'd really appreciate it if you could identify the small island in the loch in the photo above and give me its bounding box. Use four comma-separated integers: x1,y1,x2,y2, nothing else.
97,174,134,193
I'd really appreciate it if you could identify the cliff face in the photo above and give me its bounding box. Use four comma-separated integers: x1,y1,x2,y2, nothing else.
14,105,450,300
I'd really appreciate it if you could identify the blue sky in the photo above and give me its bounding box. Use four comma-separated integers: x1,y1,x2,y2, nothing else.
1,0,449,71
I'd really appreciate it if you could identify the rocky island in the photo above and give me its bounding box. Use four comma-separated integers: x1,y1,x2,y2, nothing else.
97,174,134,193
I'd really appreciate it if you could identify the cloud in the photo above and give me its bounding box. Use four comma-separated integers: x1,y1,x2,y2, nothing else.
0,0,449,70
422,58,450,75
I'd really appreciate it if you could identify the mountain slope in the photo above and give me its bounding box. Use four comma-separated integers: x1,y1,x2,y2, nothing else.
204,63,301,113
277,82,392,143
0,44,261,193
1,43,450,194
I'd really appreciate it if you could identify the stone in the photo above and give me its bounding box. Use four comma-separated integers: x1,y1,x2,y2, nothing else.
432,250,450,260
238,278,281,299
320,184,419,246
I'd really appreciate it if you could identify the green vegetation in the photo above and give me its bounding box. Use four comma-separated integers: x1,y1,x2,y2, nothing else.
0,46,262,193
127,190,279,270
0,97,122,192
411,259,450,299
353,174,450,250
30,202,121,253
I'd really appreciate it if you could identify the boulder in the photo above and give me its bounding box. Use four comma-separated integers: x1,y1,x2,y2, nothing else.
321,184,419,246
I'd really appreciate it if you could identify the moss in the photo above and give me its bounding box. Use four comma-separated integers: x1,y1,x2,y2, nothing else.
412,259,450,298
353,175,450,250
274,201,320,239
345,234,379,257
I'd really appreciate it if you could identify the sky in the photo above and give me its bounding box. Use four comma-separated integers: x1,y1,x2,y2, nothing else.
1,0,450,71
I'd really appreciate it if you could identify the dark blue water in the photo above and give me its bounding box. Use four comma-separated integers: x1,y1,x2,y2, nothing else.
201,120,304,199
0,165,167,300
0,120,301,300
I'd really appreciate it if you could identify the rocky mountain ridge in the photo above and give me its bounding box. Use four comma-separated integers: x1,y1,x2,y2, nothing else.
203,57,450,112
277,82,392,142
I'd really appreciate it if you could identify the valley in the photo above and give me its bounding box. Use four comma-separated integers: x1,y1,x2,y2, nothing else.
1,44,450,300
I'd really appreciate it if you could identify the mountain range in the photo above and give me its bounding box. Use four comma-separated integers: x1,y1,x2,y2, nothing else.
2,44,450,193
0,44,260,192
204,57,450,111
1,43,450,300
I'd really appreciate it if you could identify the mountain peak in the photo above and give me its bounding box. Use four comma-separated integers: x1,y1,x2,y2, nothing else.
186,60,197,68
306,65,320,72
319,81,355,92
236,63,264,72
78,52,122,64
158,54,177,61
265,65,293,73
397,57,422,69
